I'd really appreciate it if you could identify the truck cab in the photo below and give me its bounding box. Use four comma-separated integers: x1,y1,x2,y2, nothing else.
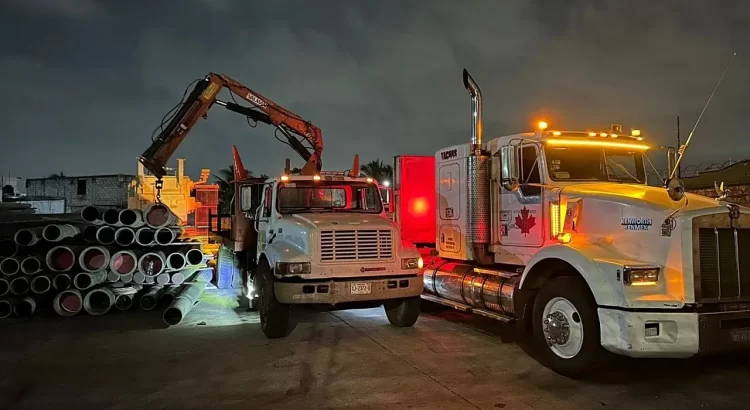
394,68,750,377
239,171,424,338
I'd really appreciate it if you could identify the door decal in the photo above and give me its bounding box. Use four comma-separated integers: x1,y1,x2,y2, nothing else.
515,207,536,236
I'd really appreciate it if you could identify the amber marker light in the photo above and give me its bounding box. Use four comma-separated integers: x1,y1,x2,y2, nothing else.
546,139,650,150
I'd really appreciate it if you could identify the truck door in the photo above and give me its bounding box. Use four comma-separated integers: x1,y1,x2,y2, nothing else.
255,183,275,260
500,144,545,247
238,181,269,259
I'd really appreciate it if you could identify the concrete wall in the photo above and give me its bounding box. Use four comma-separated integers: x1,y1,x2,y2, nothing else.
26,174,136,213
18,199,66,214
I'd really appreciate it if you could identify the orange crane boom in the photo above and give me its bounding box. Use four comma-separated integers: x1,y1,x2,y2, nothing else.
139,73,323,180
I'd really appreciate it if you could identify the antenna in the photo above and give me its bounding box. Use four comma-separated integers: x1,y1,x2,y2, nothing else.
669,52,737,180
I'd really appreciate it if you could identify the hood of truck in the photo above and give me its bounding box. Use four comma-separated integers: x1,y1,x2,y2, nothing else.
286,213,397,231
559,183,721,213
561,182,749,307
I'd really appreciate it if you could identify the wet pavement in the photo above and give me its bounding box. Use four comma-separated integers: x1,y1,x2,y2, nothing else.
1,288,749,409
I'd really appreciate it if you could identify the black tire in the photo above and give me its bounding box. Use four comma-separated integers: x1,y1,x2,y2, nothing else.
532,276,603,377
257,259,292,338
384,296,421,327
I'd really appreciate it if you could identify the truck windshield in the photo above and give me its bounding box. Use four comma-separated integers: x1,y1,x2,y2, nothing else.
277,181,383,214
545,146,646,183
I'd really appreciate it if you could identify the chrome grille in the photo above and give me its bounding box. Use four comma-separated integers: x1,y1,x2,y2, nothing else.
320,229,393,262
698,227,750,301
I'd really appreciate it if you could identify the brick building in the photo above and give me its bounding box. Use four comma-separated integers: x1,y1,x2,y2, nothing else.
683,160,750,207
26,174,136,213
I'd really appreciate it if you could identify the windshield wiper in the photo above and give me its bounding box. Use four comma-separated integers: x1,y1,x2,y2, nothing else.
606,159,640,183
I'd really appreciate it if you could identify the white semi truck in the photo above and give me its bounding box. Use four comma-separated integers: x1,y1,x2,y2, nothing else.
391,68,750,376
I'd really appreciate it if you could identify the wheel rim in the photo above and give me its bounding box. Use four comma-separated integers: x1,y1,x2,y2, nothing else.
541,296,583,359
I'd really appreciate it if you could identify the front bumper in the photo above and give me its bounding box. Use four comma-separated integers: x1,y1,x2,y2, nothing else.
274,274,423,304
598,308,750,358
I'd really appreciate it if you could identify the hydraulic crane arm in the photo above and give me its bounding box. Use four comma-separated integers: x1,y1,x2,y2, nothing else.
139,73,323,180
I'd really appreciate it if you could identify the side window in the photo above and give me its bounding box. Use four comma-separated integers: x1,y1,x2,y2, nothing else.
519,145,541,197
77,179,87,195
262,185,273,218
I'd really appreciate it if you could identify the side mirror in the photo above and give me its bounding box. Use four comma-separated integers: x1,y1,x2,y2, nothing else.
666,178,686,202
501,144,520,192
240,185,255,213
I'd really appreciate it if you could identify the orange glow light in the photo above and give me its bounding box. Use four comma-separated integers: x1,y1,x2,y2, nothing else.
409,197,429,217
280,175,289,181
557,232,572,244
537,121,548,130
546,139,650,150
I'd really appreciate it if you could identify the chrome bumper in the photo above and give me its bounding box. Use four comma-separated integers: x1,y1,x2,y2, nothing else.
274,274,422,304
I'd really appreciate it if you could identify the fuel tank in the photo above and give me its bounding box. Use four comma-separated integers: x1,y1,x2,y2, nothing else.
423,258,520,316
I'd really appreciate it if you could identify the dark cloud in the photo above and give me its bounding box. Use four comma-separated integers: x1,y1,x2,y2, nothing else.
1,0,748,180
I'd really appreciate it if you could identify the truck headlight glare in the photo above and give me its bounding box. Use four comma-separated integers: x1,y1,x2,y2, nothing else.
624,267,660,286
276,262,311,275
401,258,420,270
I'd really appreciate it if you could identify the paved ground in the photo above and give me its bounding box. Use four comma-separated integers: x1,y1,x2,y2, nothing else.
1,288,750,410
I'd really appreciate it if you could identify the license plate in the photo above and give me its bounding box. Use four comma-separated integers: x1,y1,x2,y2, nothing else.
350,282,371,295
730,329,750,343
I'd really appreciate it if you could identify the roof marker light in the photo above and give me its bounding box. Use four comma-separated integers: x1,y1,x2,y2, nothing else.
588,132,597,137
313,175,321,181
636,136,644,141
631,129,641,137
366,177,374,183
552,131,562,136
280,175,289,181
599,132,608,137
537,121,548,130
546,139,650,150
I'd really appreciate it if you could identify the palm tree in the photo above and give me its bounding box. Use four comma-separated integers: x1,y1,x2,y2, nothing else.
360,160,393,183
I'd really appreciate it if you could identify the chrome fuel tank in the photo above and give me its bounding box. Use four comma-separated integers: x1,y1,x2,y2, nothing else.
423,259,520,316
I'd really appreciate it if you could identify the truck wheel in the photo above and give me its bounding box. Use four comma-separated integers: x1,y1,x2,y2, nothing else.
384,296,421,327
532,276,602,377
257,260,292,338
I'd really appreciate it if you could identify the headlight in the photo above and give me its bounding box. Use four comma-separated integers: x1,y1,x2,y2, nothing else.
276,262,311,275
624,267,659,286
401,257,422,270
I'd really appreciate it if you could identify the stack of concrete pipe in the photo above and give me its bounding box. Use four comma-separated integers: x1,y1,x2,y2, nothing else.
1,203,210,323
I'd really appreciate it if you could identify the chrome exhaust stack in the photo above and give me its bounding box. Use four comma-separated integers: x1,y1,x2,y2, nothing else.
462,69,493,265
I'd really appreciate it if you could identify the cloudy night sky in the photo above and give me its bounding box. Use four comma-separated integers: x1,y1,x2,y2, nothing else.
1,0,748,180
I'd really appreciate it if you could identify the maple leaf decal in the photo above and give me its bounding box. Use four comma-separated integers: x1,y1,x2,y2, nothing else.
515,207,536,236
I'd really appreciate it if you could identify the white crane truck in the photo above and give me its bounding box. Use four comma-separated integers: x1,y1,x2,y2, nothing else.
391,68,750,376
241,166,424,338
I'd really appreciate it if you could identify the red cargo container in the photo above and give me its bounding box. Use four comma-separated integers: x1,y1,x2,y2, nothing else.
393,155,436,246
